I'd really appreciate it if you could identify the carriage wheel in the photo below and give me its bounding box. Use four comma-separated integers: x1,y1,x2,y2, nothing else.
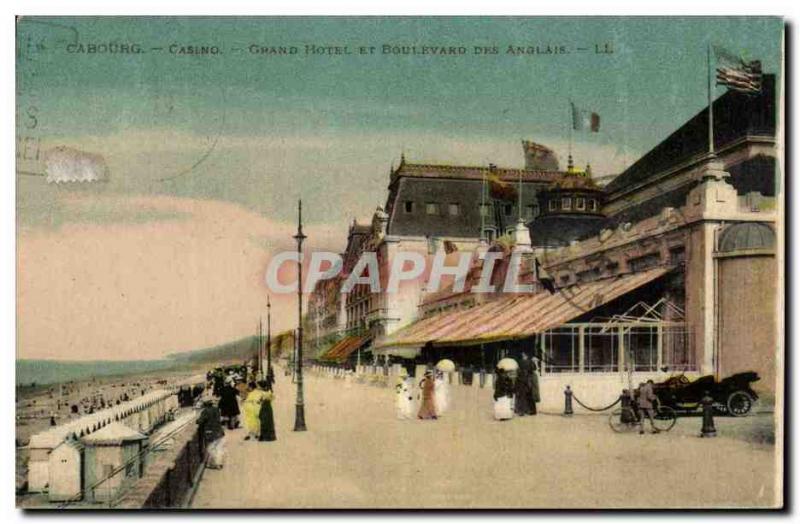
653,406,677,432
609,408,638,433
727,391,754,417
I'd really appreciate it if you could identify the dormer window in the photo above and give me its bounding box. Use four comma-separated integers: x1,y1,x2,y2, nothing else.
561,198,572,211
576,197,586,211
588,199,598,212
549,200,558,212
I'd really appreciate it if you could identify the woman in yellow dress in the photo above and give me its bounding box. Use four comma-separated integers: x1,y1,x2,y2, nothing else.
243,381,268,440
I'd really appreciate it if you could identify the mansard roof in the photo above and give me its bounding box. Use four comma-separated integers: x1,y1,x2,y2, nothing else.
605,74,777,196
391,161,566,185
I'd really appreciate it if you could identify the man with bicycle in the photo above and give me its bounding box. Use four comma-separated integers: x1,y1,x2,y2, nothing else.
637,379,660,435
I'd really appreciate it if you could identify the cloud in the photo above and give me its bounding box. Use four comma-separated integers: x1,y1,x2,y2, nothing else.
19,127,633,228
15,126,637,361
17,194,345,361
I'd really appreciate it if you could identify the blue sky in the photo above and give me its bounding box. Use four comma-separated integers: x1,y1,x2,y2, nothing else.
18,16,783,226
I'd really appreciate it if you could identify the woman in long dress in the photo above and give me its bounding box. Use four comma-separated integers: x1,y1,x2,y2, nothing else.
417,371,438,420
433,370,449,416
218,380,241,429
395,374,413,419
258,380,277,442
197,400,226,468
494,369,515,421
242,381,264,440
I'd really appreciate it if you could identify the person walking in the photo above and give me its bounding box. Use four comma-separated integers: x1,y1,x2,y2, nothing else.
493,368,515,421
395,370,414,420
242,381,263,440
637,379,660,434
530,359,541,415
197,400,226,469
417,370,438,420
218,379,241,430
433,369,449,416
258,380,277,442
514,352,536,416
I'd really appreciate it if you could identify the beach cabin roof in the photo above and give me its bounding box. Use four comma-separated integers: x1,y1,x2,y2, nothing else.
81,422,147,446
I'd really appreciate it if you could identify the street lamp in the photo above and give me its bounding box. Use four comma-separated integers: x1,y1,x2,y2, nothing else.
267,295,273,388
293,199,307,432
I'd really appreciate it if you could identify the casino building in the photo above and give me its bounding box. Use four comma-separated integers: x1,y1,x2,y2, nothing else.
312,75,780,406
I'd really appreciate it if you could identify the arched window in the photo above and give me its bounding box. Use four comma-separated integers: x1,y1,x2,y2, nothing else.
718,223,775,253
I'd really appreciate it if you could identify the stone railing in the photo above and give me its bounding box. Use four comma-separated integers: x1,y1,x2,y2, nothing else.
115,418,206,509
27,389,179,494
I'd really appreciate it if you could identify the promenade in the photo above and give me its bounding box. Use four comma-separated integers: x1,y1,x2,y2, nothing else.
191,369,779,509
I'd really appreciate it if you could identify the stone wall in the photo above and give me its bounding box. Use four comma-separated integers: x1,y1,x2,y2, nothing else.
115,420,205,509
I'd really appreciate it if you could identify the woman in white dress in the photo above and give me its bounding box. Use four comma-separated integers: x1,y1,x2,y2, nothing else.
434,370,450,416
493,369,515,421
395,372,414,419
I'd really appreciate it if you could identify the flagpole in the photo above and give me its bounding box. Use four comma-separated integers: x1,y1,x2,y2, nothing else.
480,169,486,240
568,100,573,161
517,171,522,221
708,43,715,156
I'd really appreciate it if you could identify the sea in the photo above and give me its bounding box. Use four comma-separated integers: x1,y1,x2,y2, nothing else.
16,359,179,387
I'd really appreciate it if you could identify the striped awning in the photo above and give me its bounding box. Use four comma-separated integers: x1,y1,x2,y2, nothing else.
319,335,369,363
374,266,672,349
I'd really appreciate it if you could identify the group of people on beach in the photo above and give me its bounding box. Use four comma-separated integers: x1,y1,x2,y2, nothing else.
198,363,277,469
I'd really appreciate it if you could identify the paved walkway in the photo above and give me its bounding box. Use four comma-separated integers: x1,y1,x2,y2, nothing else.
191,370,779,509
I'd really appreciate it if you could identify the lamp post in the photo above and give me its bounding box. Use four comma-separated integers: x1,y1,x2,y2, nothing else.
267,295,273,387
293,200,307,432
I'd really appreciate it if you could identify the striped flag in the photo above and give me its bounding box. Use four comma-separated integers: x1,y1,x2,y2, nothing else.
714,45,762,94
571,102,600,132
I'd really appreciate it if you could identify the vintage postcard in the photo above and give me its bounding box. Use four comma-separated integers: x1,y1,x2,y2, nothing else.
15,16,784,509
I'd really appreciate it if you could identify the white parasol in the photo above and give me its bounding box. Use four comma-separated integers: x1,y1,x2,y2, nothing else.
496,358,519,371
435,359,456,372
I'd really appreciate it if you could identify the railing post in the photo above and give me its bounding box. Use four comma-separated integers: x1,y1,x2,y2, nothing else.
563,385,574,416
700,392,717,438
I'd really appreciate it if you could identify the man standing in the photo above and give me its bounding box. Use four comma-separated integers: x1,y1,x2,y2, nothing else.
530,358,541,415
637,379,660,434
515,352,536,416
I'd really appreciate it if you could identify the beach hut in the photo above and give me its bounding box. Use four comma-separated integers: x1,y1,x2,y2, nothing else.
81,423,147,503
48,435,84,502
